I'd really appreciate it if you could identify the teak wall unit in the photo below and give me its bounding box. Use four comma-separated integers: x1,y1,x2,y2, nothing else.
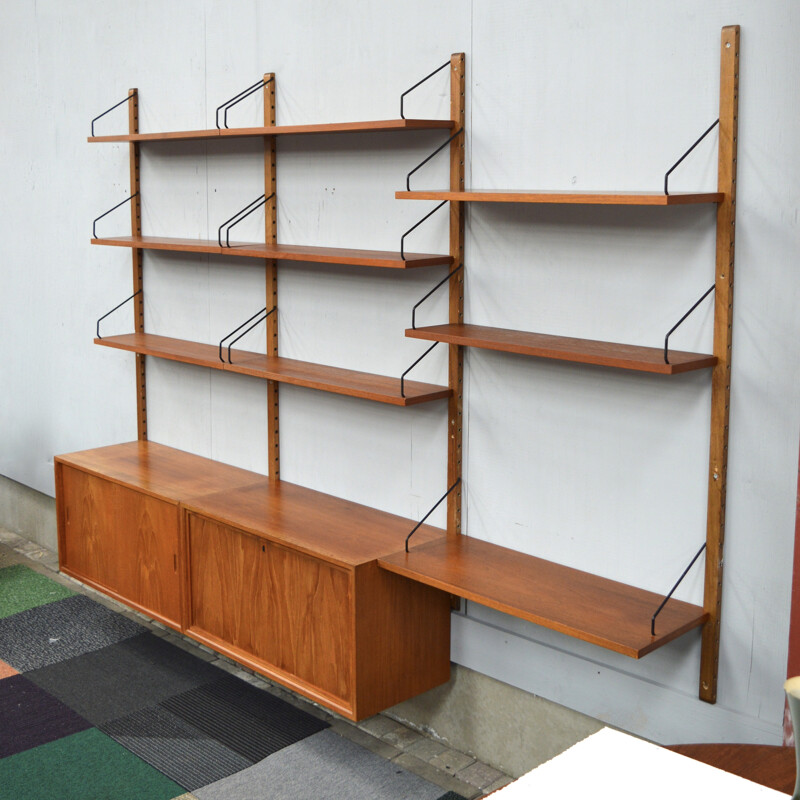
59,57,466,721
385,26,738,704
59,29,735,717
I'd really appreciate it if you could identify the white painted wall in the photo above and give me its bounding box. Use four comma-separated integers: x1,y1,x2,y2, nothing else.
1,0,798,746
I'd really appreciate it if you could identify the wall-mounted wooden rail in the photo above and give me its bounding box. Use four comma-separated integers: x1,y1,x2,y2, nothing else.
88,118,455,143
396,189,724,205
95,332,451,406
379,536,708,659
91,235,452,269
406,323,717,375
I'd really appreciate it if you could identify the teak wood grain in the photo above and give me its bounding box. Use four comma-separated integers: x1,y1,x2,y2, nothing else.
95,332,451,406
378,536,708,658
56,463,182,628
406,323,717,375
187,515,353,704
90,235,452,269
396,189,724,205
700,23,740,704
55,441,259,502
88,118,455,143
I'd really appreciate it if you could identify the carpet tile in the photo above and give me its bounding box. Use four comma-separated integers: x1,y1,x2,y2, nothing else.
0,659,18,679
27,631,222,726
101,705,252,791
194,728,446,800
0,727,185,800
0,674,92,757
0,563,75,619
161,674,329,763
0,593,143,671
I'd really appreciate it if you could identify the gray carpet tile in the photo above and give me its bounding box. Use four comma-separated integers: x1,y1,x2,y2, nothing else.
0,594,143,671
194,729,446,800
25,631,222,725
101,705,252,792
161,675,328,763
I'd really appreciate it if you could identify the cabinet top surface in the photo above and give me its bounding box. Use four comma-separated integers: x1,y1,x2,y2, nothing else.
55,441,444,567
55,441,261,503
185,479,444,568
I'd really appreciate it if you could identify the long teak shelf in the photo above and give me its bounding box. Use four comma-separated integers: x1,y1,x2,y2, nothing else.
95,332,450,406
89,118,455,143
91,235,452,269
396,190,724,205
406,323,717,375
378,536,708,658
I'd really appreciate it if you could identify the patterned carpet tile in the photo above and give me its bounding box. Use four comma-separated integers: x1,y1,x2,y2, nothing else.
0,564,75,620
0,658,18,679
0,727,185,800
100,705,252,791
0,674,92,758
0,593,143,672
194,729,446,800
26,631,222,726
161,674,329,763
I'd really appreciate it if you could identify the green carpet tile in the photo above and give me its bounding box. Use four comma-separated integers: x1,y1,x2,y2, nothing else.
0,727,186,800
0,564,75,619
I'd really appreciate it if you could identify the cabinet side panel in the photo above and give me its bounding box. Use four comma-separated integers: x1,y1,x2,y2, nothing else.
354,563,450,719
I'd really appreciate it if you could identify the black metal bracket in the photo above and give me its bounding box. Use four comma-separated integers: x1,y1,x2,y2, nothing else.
664,284,715,364
406,128,464,191
91,93,134,137
400,201,448,260
400,342,440,398
400,60,450,120
219,306,276,364
411,264,463,329
96,289,142,339
93,192,139,239
651,542,707,636
217,193,275,248
216,77,274,129
664,119,719,195
405,478,461,552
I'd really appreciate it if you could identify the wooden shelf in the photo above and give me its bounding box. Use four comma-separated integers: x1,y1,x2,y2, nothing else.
88,118,455,143
406,323,717,375
378,536,708,658
95,332,451,406
91,235,451,269
396,189,724,205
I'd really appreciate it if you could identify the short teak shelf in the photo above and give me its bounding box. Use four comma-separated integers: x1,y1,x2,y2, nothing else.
406,324,717,375
395,189,724,205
